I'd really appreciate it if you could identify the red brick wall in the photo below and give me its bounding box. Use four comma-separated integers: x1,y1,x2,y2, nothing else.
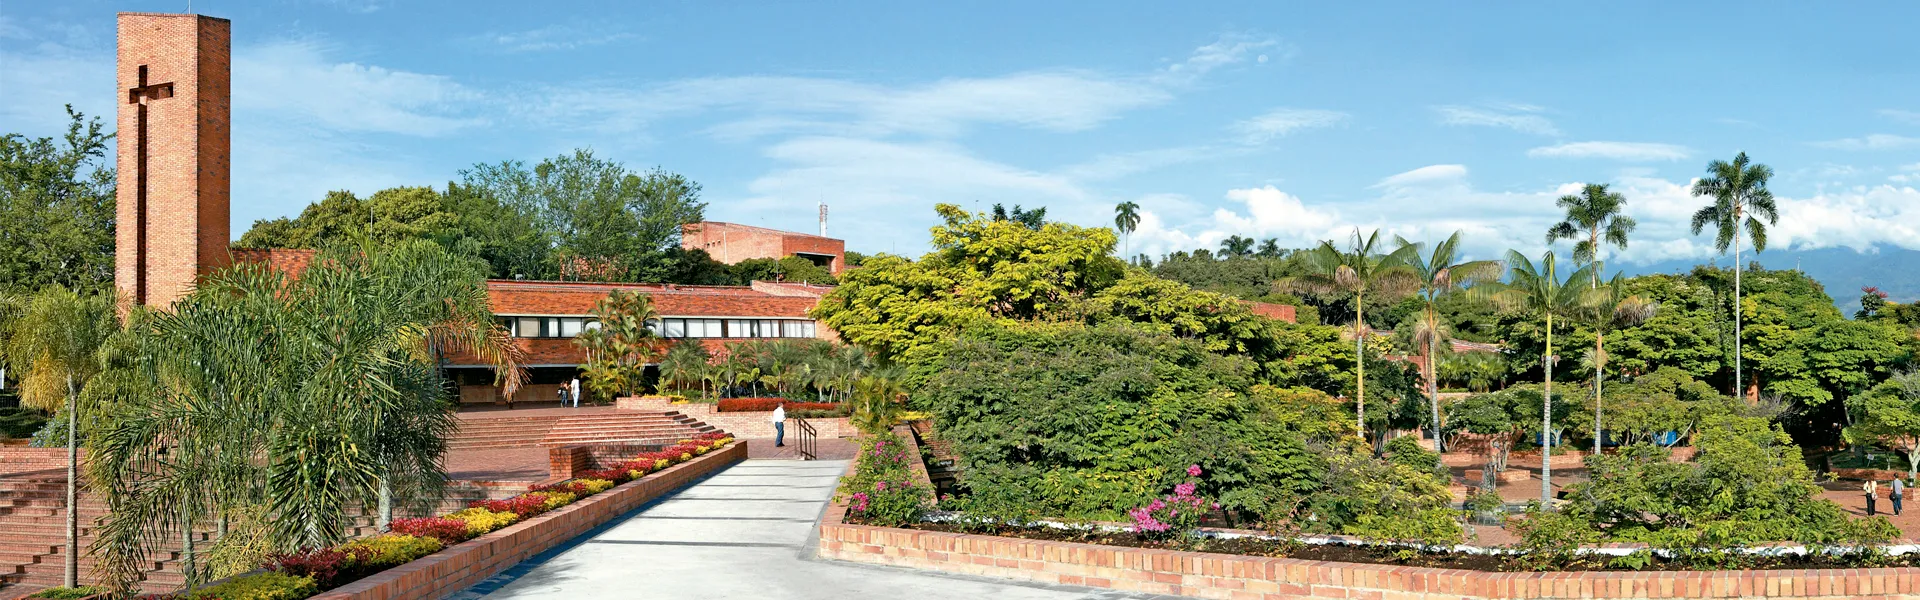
313,442,745,600
817,461,1915,599
116,13,231,309
681,222,847,274
1243,301,1297,324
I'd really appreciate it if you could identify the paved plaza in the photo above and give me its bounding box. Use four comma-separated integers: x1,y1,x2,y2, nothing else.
453,459,1188,600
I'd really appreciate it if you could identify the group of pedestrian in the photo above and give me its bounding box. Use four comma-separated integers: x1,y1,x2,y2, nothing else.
556,377,582,407
1865,478,1908,516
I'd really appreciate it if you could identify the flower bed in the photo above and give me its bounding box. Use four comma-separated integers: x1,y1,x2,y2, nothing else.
191,433,738,600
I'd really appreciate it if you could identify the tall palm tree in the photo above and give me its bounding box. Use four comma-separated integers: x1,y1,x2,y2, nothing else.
3,287,117,588
1114,201,1141,261
1690,152,1779,400
1278,229,1421,431
1477,250,1604,505
87,241,524,593
1546,184,1637,267
1583,272,1658,455
1396,232,1504,452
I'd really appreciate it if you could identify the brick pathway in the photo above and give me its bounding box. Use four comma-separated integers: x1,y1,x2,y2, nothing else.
454,459,1189,600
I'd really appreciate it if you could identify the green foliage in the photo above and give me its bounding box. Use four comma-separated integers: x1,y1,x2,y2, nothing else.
575,289,662,399
186,572,318,600
27,586,103,600
1347,508,1464,562
205,505,276,580
338,534,444,570
729,256,836,285
848,374,905,434
838,433,930,527
1600,367,1739,445
1507,505,1603,570
1846,371,1920,478
1313,445,1457,534
0,406,49,439
87,242,516,594
239,149,712,284
0,107,116,295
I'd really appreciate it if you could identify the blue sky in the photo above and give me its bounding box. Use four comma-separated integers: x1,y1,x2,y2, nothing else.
6,1,1920,263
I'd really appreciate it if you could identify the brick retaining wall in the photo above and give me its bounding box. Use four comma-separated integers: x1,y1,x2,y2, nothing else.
313,441,746,600
546,443,674,481
616,395,855,439
816,459,1920,599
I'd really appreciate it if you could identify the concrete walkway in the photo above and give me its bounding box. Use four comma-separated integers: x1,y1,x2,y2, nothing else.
455,459,1188,600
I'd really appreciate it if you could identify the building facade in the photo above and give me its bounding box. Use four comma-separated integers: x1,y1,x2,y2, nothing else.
681,221,848,274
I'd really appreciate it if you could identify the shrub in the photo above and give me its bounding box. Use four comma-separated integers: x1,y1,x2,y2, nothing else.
578,478,615,494
390,517,470,545
28,586,102,600
1127,465,1212,541
469,494,548,518
1346,508,1464,562
264,546,371,589
337,534,444,570
446,507,519,537
187,572,318,600
529,491,577,511
846,478,931,527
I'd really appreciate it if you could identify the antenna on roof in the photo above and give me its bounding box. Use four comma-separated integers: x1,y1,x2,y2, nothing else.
819,202,828,237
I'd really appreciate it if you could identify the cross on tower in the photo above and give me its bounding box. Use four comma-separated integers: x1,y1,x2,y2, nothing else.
127,65,173,305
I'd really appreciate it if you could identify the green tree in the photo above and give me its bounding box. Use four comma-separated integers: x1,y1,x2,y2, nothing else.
1278,230,1420,430
1113,201,1141,260
657,339,713,399
730,256,836,285
1220,235,1255,258
575,290,664,399
0,107,116,294
86,241,523,593
849,372,907,434
2,286,117,588
1690,152,1780,399
989,203,1047,229
1846,371,1920,480
1478,250,1603,504
1599,366,1739,447
1396,231,1503,452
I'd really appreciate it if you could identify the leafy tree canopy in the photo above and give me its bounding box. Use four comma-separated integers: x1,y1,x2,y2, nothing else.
0,107,115,294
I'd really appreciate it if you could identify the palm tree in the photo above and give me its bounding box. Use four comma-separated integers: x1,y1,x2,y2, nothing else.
1397,232,1504,452
1477,250,1604,505
2,286,117,588
1583,272,1658,455
1690,152,1779,400
1220,235,1255,258
1546,184,1637,267
1114,201,1141,261
86,241,524,593
1278,229,1421,432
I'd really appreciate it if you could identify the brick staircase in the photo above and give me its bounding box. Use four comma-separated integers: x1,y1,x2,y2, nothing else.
448,411,720,451
0,473,197,594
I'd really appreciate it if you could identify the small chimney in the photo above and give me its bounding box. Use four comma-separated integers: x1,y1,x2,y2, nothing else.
819,203,828,237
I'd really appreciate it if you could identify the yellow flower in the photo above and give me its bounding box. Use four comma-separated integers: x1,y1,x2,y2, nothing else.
447,508,519,536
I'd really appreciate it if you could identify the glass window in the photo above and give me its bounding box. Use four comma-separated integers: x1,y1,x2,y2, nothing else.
663,319,686,338
559,318,584,337
516,317,541,338
761,319,778,337
726,319,750,338
782,320,815,338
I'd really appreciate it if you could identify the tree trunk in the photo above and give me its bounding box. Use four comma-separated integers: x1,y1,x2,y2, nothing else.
378,475,393,532
1733,206,1744,402
1428,322,1443,453
64,375,78,589
181,503,197,591
1542,314,1555,507
1355,294,1366,433
1594,334,1605,456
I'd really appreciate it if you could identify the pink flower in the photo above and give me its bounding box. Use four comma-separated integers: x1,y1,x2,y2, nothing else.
1174,482,1197,497
877,481,889,491
1187,464,1203,477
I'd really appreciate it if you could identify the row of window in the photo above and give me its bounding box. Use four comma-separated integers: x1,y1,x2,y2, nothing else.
498,316,817,340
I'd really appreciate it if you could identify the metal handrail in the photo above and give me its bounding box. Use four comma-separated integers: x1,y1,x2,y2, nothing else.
795,417,817,460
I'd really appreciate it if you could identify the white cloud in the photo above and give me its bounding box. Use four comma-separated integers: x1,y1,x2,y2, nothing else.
235,40,487,136
1234,108,1347,144
1527,141,1692,161
1880,109,1920,125
1814,134,1920,150
1158,33,1280,83
1375,164,1469,189
536,72,1171,140
474,23,634,52
1433,103,1559,136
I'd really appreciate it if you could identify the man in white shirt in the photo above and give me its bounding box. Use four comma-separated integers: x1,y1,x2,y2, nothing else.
570,377,582,407
772,404,786,447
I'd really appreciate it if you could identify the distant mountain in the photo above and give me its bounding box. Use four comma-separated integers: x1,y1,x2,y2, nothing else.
1615,246,1920,315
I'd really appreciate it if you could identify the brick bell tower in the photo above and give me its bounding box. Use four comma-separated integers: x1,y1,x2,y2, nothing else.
115,13,232,308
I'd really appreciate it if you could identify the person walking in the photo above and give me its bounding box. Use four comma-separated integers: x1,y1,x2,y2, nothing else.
1895,478,1907,516
772,403,786,447
1866,480,1880,516
556,381,569,406
570,376,582,407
